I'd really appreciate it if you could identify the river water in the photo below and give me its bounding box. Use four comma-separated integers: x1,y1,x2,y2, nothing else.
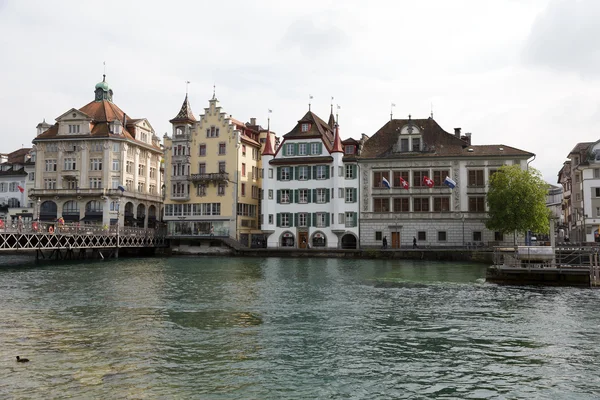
1,255,599,399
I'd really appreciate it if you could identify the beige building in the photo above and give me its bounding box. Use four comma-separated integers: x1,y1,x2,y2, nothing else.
30,76,163,228
164,93,269,247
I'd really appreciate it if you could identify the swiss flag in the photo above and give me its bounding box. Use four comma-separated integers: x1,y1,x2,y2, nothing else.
398,176,410,190
17,185,24,193
423,176,434,188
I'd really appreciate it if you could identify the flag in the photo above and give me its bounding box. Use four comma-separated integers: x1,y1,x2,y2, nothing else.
117,185,126,192
398,177,409,190
423,176,434,188
17,185,24,193
382,176,391,189
444,176,457,189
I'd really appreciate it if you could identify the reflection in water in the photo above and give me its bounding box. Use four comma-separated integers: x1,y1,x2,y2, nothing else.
1,256,600,399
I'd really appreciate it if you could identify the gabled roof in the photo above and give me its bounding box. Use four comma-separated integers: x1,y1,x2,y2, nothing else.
283,111,334,144
79,100,127,123
170,94,196,124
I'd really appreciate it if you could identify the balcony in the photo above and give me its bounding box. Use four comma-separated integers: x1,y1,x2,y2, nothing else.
172,133,191,141
172,154,190,163
190,172,229,183
171,175,190,182
170,192,190,201
29,188,106,198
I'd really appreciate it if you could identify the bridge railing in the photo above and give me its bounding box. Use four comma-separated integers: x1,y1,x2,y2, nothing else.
0,221,166,238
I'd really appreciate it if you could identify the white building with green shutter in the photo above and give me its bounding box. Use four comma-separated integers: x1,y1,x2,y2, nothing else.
261,109,362,249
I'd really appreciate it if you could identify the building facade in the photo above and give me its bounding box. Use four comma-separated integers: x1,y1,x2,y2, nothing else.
261,109,362,249
0,148,34,223
163,94,266,247
560,141,600,242
358,116,534,248
30,76,163,228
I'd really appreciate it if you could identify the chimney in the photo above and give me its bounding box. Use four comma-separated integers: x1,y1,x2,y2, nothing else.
460,134,471,145
454,127,461,138
250,117,256,126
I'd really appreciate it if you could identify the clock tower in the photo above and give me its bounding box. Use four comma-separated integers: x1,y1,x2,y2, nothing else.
94,74,113,102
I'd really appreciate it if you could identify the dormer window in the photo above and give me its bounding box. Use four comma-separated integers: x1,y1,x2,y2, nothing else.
68,124,80,134
301,123,310,132
394,123,423,153
344,145,355,154
111,121,122,134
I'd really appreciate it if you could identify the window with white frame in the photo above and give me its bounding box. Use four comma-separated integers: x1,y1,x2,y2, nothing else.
149,167,156,178
112,159,120,171
44,179,56,189
268,214,273,224
29,172,35,181
298,143,308,155
9,182,17,192
112,143,120,152
280,189,291,204
268,189,273,199
89,178,102,188
68,124,80,134
280,167,291,181
298,213,308,227
90,142,102,152
64,158,76,170
46,143,58,152
281,213,291,227
112,178,120,189
345,188,355,203
345,164,356,179
45,159,57,172
90,158,102,171
316,212,327,227
301,123,310,132
311,142,320,154
218,183,225,195
316,188,327,203
316,165,327,180
149,184,156,194
268,168,273,179
285,143,295,156
126,161,133,173
206,126,219,138
298,166,309,180
198,184,207,196
299,189,309,204
218,161,226,173
137,182,145,192
345,212,355,227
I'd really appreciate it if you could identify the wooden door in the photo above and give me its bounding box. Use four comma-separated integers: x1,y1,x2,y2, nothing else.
391,232,400,249
299,231,309,249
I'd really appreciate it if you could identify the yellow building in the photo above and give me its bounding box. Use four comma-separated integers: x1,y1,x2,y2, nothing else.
164,93,270,248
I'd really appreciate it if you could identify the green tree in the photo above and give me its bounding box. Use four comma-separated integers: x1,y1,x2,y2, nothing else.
486,165,550,241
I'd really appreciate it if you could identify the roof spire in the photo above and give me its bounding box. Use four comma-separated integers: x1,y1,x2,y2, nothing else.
267,108,272,132
328,96,336,128
331,118,343,153
309,94,313,111
186,80,190,95
430,102,434,119
169,93,196,124
390,103,395,120
212,84,216,100
103,61,106,82
262,128,276,156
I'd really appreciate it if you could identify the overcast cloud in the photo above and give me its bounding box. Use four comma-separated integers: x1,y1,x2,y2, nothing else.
1,0,599,183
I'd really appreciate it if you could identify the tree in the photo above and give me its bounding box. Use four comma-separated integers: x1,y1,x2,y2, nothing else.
486,165,550,240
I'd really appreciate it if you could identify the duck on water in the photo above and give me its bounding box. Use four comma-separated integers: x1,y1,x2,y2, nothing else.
16,356,29,362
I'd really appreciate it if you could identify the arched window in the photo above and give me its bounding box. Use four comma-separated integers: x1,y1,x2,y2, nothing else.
86,200,103,212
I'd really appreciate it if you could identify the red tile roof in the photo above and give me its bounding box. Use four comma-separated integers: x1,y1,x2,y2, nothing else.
170,94,196,124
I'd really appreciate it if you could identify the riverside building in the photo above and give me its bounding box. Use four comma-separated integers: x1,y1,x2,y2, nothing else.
260,107,364,249
30,76,163,228
163,92,270,248
358,115,534,248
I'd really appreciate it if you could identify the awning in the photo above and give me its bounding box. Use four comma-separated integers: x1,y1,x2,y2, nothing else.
80,215,103,222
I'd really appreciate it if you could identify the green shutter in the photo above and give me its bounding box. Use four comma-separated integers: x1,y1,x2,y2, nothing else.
312,213,317,227
307,212,311,227
277,167,281,180
312,166,317,179
325,165,330,179
326,189,330,203
307,166,312,180
352,188,357,203
352,164,357,179
276,213,281,227
306,189,311,203
290,167,294,180
352,212,357,227
325,213,330,227
294,189,299,203
295,166,299,180
294,213,299,227
312,189,317,203
277,190,281,203
294,143,299,156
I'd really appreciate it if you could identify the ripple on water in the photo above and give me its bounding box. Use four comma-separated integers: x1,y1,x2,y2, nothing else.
1,256,600,399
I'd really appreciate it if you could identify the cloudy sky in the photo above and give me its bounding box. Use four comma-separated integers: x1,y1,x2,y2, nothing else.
1,0,599,183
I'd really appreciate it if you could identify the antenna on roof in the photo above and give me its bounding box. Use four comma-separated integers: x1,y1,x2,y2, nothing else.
186,80,190,95
309,94,313,111
336,104,340,125
268,109,272,131
430,102,434,119
212,84,216,100
390,103,395,120
330,96,334,114
103,61,106,81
